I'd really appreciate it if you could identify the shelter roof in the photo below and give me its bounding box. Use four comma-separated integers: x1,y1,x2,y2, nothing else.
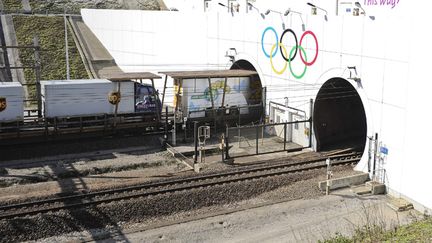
105,72,161,81
160,69,257,79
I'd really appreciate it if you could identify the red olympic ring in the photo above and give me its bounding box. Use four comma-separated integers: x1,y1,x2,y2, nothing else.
299,31,319,66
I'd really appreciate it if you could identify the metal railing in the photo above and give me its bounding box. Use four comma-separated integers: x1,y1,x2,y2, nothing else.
225,119,312,159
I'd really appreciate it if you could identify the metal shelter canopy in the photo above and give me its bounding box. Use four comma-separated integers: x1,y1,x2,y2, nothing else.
160,69,258,79
159,69,258,108
104,72,162,81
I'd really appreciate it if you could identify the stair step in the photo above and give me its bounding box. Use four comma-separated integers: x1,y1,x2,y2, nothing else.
387,198,414,212
352,185,372,195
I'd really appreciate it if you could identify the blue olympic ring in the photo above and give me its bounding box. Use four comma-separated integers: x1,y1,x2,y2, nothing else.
261,27,279,58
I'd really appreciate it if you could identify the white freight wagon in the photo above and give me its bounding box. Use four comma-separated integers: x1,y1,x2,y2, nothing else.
0,82,24,122
41,79,135,118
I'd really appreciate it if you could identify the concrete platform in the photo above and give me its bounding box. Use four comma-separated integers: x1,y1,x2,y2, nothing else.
166,140,314,172
166,144,220,157
318,173,370,191
366,181,387,195
228,136,303,158
350,181,387,196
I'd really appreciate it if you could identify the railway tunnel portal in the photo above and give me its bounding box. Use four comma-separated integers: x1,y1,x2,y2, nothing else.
313,77,367,152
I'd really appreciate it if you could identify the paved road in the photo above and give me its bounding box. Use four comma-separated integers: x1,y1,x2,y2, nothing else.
100,188,416,243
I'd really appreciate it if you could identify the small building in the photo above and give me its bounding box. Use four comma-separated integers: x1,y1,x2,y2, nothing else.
160,69,263,125
269,100,309,148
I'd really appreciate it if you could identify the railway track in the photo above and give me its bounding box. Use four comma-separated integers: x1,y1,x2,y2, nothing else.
0,153,361,220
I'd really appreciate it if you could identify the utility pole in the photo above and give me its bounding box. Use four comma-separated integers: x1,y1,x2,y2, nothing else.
64,7,70,80
309,98,314,148
33,36,42,118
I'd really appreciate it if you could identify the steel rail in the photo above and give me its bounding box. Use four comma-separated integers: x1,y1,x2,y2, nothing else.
0,153,361,220
0,152,359,209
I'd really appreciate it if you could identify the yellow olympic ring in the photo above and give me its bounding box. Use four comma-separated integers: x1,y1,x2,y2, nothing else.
270,42,288,75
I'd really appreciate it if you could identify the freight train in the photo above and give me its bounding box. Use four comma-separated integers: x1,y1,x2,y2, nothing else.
0,79,161,121
0,70,263,143
0,77,163,144
40,79,161,118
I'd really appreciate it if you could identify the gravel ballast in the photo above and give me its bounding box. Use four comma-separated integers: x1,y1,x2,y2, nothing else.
0,165,359,242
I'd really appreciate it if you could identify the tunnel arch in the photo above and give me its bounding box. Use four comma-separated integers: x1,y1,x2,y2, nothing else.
313,77,367,152
230,59,257,72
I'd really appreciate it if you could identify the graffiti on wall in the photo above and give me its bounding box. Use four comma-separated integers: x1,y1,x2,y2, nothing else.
190,80,233,102
188,79,250,115
261,27,318,79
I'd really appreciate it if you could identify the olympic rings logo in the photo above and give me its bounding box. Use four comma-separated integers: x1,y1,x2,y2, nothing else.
261,27,319,79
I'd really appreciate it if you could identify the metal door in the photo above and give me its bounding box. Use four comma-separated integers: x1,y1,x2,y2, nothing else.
291,113,308,147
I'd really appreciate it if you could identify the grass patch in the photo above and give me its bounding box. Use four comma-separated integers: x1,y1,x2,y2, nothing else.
382,216,432,242
29,0,121,14
12,15,89,101
322,216,432,242
1,0,22,12
28,0,160,14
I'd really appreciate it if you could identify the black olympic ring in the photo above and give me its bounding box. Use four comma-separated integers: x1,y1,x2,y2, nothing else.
279,29,298,63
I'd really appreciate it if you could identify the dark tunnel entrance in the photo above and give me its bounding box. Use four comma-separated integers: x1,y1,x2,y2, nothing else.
313,78,367,152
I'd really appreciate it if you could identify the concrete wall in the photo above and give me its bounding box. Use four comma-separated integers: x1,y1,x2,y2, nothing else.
81,1,432,210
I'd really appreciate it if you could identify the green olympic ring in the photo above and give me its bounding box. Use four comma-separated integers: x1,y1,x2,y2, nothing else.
289,45,307,79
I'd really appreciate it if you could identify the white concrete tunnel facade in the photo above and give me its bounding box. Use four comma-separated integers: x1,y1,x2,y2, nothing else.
82,0,432,211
